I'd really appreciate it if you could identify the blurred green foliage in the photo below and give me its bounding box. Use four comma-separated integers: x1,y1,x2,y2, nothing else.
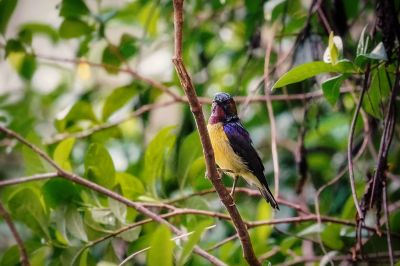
1,0,400,265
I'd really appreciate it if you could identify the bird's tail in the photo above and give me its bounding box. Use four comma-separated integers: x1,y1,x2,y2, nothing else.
258,185,279,210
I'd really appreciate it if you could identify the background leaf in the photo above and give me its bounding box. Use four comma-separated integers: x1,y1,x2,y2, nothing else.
147,225,174,266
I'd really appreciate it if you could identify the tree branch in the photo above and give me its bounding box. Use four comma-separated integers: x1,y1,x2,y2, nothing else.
0,126,225,266
171,1,260,264
0,201,30,266
0,172,58,187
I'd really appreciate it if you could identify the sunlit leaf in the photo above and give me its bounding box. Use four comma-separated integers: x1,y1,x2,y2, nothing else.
19,23,59,43
147,225,174,266
177,220,212,266
84,143,116,189
273,60,356,89
177,131,202,189
59,18,91,39
8,188,49,238
102,84,137,121
108,198,126,223
53,137,75,171
116,172,145,200
143,126,176,196
255,200,273,242
66,206,88,242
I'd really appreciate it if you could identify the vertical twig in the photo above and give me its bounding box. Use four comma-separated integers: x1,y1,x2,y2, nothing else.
348,65,371,222
0,201,30,266
263,26,280,198
171,1,261,265
382,178,394,266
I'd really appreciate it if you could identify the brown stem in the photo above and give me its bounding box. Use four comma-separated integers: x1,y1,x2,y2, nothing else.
171,1,260,265
0,201,30,266
263,26,280,198
0,172,58,187
348,65,371,221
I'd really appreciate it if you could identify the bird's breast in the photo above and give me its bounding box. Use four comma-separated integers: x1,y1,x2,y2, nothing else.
207,123,245,174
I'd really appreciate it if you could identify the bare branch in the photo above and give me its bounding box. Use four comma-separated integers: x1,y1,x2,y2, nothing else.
0,201,30,266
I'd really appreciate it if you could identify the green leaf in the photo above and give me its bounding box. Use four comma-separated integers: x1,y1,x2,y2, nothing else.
108,198,126,223
0,0,18,35
356,26,369,56
8,188,49,238
102,44,122,74
30,246,52,265
328,32,339,65
53,137,75,171
321,74,347,105
55,101,97,132
0,245,20,266
102,84,137,121
84,143,116,189
272,60,356,89
119,226,141,242
22,131,50,175
147,225,174,266
355,42,388,67
116,172,145,200
59,18,91,39
321,223,344,250
143,126,176,196
5,39,25,56
177,220,212,266
19,23,59,43
119,33,138,59
255,200,273,242
17,53,37,80
60,0,89,18
42,178,80,208
177,131,202,189
362,66,392,119
66,206,88,242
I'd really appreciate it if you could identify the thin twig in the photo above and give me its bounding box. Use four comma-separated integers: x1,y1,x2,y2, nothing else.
382,178,394,266
0,126,226,266
347,65,371,221
263,26,280,198
0,201,30,266
278,250,400,266
0,172,59,187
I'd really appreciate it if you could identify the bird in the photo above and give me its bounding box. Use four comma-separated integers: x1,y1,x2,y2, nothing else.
207,92,279,210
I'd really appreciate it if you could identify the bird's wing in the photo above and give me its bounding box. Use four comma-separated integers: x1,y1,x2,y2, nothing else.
223,121,265,182
224,121,279,209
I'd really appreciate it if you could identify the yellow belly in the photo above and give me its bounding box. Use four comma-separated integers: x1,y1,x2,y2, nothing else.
207,123,261,187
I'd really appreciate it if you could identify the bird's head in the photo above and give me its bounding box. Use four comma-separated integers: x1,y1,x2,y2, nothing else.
209,92,238,124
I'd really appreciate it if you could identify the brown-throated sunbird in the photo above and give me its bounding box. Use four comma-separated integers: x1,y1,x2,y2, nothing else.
207,92,279,210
